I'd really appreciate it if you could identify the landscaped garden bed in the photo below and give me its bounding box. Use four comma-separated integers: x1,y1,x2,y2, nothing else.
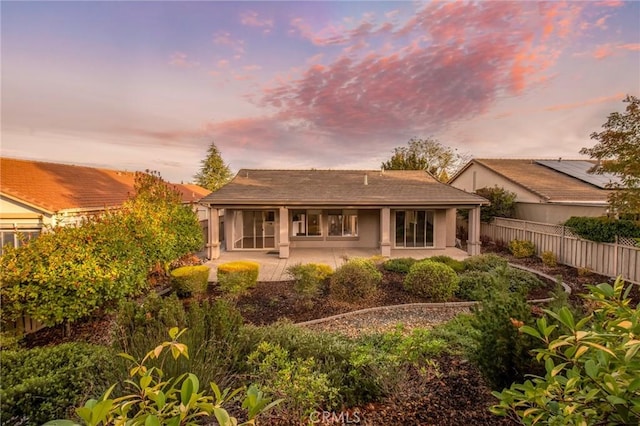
8,251,637,426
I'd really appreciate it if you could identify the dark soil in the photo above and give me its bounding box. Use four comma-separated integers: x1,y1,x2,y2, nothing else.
234,267,558,325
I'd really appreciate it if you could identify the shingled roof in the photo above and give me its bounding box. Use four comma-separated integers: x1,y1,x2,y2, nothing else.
201,169,488,207
1,157,210,213
450,159,612,203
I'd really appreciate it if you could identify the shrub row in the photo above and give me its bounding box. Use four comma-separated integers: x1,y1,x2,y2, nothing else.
564,216,640,243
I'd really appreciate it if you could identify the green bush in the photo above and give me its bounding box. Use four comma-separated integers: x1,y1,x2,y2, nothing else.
0,342,118,426
540,250,558,267
247,341,338,419
427,255,465,273
470,277,541,389
382,257,417,274
0,213,148,327
114,293,245,389
505,267,545,295
492,278,640,425
462,253,508,272
287,263,333,299
170,265,210,296
456,270,495,300
564,216,640,243
509,239,536,258
241,323,393,407
217,261,259,298
48,328,279,426
329,258,382,301
403,260,459,301
0,171,203,329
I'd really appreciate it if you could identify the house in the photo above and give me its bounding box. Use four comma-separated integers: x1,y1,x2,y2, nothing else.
448,159,618,224
0,157,210,253
199,169,489,259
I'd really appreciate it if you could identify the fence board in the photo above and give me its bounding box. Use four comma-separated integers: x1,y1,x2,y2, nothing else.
481,218,639,284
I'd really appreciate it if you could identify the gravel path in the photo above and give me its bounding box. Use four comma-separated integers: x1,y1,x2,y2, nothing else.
299,304,473,338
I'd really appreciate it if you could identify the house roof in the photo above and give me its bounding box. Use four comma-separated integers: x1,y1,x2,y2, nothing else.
449,159,612,203
201,169,488,207
0,157,210,214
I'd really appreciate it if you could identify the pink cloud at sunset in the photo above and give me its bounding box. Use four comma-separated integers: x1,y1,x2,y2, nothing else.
1,1,638,182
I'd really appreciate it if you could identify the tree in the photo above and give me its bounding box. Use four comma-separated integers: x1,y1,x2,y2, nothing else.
194,142,232,192
580,95,640,215
381,137,469,182
476,186,517,222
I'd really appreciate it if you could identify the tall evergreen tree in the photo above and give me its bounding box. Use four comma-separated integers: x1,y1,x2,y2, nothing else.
194,142,232,192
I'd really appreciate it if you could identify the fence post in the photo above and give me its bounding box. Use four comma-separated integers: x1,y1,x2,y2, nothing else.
560,226,565,265
614,235,619,277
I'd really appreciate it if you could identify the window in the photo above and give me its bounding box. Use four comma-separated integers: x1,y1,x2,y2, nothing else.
328,210,358,237
395,210,434,247
291,210,322,236
0,229,40,255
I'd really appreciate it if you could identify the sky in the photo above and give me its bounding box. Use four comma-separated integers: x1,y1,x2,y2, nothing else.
2,1,639,183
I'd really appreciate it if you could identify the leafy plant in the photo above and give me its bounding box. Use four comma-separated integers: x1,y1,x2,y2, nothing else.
382,257,417,274
47,328,280,426
541,251,558,267
114,294,245,389
329,258,382,302
470,274,541,389
1,343,118,426
456,270,494,301
492,277,640,425
403,260,459,301
170,265,210,297
217,261,260,299
462,253,508,272
286,263,333,300
247,341,338,420
427,255,465,273
509,239,536,258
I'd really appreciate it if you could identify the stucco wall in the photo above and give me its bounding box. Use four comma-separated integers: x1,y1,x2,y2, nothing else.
515,203,608,224
450,163,541,203
289,209,379,249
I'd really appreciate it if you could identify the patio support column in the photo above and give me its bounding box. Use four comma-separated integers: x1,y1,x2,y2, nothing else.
278,207,290,259
446,208,457,247
208,207,220,259
380,207,391,257
467,206,481,256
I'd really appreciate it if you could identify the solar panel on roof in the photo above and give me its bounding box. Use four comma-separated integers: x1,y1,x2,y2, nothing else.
535,160,622,189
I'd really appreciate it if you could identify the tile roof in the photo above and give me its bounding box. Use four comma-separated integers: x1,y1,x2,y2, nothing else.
455,159,612,203
1,157,210,213
201,169,488,206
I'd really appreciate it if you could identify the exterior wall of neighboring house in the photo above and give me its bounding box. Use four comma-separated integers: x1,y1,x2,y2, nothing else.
0,196,48,254
515,203,609,224
449,163,541,203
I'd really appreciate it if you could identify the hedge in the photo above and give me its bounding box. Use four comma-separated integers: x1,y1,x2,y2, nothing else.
170,265,210,296
217,261,260,298
564,216,640,243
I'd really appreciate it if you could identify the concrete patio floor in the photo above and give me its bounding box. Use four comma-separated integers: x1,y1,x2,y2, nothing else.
204,247,469,282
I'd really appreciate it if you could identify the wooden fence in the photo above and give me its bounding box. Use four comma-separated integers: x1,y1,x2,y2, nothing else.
481,218,639,285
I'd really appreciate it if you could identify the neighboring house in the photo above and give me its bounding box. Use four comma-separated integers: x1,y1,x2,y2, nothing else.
0,157,210,254
449,159,618,224
199,169,489,259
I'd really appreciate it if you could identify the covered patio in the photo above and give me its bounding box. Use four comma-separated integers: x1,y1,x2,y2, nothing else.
204,246,469,282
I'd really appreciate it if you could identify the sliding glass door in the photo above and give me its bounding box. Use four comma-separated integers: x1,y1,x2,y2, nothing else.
395,210,434,248
233,210,275,249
